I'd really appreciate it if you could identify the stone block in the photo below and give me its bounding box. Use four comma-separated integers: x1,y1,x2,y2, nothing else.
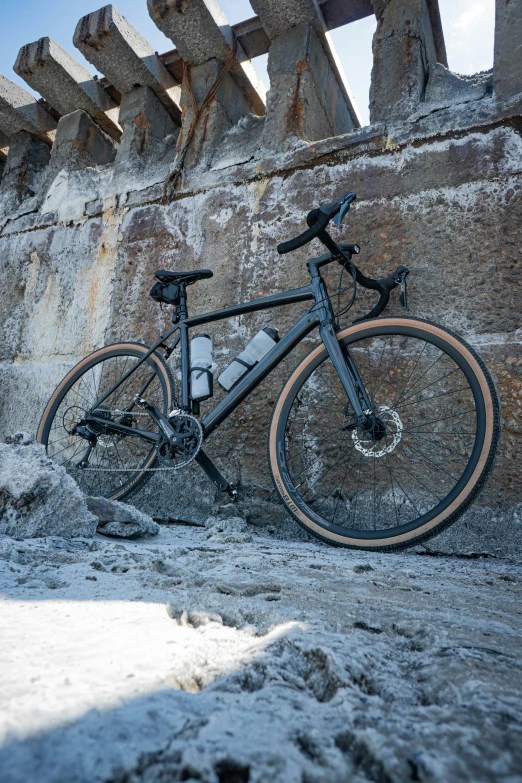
49,110,117,172
147,0,265,116
494,0,522,101
262,22,354,149
0,130,50,213
0,433,98,540
0,74,57,144
116,85,179,162
73,4,181,123
370,0,441,123
15,37,122,141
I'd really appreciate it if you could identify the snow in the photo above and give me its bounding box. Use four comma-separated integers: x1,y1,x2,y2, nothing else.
0,522,521,783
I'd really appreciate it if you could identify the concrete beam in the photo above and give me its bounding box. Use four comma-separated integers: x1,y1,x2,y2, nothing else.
147,0,266,116
0,75,57,144
160,2,375,67
14,38,122,141
320,0,374,29
494,0,522,101
73,5,181,124
249,0,361,128
370,0,443,123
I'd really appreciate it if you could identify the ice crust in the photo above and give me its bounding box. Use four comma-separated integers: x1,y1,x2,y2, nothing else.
0,525,520,783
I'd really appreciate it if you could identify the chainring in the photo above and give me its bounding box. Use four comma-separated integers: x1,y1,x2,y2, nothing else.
157,411,203,468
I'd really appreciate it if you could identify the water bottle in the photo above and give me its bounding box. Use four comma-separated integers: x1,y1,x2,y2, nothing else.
190,333,213,401
218,327,279,391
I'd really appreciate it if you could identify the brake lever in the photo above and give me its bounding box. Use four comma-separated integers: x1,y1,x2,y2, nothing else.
393,266,410,311
334,193,357,226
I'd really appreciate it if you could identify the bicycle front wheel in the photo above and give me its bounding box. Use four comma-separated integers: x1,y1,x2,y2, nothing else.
37,342,176,501
269,318,500,551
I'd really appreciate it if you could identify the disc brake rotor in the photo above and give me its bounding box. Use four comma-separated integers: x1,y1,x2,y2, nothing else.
352,405,403,458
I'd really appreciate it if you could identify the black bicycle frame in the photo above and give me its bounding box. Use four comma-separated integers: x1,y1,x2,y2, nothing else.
88,257,373,443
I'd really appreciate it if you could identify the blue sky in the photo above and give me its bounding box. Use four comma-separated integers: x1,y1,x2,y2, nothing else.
0,0,496,125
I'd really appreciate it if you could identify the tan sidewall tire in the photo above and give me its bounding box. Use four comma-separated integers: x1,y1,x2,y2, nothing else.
37,343,174,501
269,318,497,549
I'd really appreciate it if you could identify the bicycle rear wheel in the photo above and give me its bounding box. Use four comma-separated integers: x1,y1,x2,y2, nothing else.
269,318,500,551
37,342,176,501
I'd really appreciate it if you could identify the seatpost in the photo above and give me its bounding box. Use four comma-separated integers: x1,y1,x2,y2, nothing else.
177,284,188,321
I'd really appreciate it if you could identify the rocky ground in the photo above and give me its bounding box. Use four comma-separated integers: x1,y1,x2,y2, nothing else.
0,518,521,783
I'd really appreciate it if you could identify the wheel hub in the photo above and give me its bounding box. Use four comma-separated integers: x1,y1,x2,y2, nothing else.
352,405,403,458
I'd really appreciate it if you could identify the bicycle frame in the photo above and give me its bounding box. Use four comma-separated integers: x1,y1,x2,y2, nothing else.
88,256,373,444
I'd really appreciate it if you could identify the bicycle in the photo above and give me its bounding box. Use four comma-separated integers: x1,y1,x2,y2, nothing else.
37,192,501,551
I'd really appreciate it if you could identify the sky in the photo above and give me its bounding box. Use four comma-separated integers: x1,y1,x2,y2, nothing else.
0,0,496,126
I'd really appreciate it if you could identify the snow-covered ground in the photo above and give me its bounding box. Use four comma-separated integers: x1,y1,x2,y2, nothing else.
0,521,521,783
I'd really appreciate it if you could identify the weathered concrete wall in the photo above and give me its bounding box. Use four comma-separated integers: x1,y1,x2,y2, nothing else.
0,1,521,556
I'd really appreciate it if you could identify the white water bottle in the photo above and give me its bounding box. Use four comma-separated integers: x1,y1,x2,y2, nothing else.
190,334,213,401
218,327,279,391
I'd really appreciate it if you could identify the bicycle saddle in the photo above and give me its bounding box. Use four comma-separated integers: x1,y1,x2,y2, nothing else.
154,269,213,286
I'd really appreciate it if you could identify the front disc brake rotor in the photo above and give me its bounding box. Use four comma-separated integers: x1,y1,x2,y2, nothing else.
352,405,403,458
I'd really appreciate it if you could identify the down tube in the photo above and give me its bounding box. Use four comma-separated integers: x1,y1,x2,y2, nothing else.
201,311,319,438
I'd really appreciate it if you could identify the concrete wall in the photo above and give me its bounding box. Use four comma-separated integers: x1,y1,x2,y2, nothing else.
0,1,521,556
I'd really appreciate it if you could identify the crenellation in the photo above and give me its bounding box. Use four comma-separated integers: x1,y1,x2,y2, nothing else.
147,0,265,174
116,85,179,165
251,0,361,131
494,0,522,101
370,0,442,123
0,130,51,214
73,5,182,124
262,21,356,149
14,37,122,141
48,109,118,173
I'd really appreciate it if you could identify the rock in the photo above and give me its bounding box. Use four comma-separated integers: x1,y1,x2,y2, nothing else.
86,496,160,539
0,433,97,539
204,516,252,543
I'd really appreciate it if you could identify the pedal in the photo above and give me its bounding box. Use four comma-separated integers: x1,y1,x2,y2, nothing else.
227,484,239,501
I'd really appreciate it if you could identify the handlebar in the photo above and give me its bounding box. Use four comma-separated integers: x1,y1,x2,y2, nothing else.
277,210,331,255
277,191,356,255
276,192,410,321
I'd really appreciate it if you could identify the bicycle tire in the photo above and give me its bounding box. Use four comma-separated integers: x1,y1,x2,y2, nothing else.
37,342,176,501
269,317,501,551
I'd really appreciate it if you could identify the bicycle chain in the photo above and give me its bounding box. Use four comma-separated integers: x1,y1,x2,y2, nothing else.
76,408,197,472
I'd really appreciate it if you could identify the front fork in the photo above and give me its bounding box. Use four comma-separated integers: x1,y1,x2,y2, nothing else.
320,323,372,422
311,274,372,423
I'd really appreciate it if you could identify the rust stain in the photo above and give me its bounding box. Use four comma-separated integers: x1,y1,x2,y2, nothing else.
88,277,100,320
133,112,151,130
296,59,308,75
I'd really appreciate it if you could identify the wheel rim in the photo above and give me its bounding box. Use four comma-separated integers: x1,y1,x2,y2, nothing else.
41,348,171,499
275,325,488,540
